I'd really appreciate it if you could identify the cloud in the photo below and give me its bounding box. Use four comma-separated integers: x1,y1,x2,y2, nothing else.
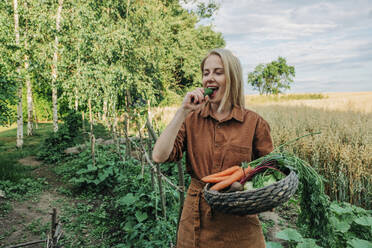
206,0,372,93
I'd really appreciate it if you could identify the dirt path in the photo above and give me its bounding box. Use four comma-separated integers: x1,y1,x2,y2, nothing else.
0,157,69,248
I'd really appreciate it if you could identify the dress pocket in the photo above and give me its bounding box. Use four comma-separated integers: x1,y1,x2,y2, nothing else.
211,212,262,241
223,144,252,167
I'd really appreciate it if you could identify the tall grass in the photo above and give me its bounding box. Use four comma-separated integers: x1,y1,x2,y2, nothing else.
152,92,372,209
245,93,326,104
251,105,371,208
0,123,54,181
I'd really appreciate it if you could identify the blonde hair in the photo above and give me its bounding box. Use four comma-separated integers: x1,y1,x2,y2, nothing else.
201,48,245,112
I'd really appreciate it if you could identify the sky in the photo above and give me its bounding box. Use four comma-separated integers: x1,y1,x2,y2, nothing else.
182,0,372,94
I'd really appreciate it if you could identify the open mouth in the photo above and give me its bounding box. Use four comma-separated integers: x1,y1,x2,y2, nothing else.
207,86,219,98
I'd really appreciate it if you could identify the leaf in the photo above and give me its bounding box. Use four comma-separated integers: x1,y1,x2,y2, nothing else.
347,238,372,248
117,193,136,206
330,216,350,233
124,220,134,232
330,203,352,215
266,241,283,248
275,228,303,242
296,238,322,248
354,216,372,228
135,211,148,223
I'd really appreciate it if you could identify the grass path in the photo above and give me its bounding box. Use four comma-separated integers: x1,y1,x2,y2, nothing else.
0,156,71,247
0,124,68,247
0,123,111,247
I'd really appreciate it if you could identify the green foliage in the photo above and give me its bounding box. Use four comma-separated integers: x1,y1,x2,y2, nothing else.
0,1,18,126
266,242,284,248
268,201,372,248
195,1,220,19
24,91,53,122
248,57,295,95
247,152,334,246
0,123,54,182
54,143,181,247
274,228,321,248
25,218,49,236
274,153,334,247
37,125,74,163
0,178,47,200
62,110,82,137
37,111,82,163
112,162,178,247
347,238,372,248
0,72,16,126
64,144,124,189
329,201,372,247
0,153,30,181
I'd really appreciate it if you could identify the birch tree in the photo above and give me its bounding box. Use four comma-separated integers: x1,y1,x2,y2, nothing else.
24,1,33,136
51,0,64,132
13,0,23,148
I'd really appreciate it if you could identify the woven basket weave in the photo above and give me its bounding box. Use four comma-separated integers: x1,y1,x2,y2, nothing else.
203,170,299,215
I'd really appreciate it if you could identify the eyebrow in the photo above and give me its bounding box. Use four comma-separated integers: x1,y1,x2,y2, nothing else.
203,67,224,71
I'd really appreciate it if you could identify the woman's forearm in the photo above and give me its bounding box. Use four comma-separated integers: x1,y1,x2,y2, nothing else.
152,107,189,163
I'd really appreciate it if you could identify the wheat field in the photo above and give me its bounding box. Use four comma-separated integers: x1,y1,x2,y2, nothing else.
152,92,372,208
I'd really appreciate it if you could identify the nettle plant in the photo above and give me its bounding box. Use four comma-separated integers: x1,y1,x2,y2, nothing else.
55,143,181,247
267,201,372,248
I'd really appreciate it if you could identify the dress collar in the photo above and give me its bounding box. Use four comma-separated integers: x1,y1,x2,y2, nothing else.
199,101,244,123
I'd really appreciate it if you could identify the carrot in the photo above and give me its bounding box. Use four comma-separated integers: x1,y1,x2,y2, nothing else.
202,165,240,181
201,175,231,183
210,166,252,191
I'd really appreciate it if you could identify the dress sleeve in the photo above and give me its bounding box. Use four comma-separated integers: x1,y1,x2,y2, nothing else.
252,117,274,159
165,121,187,162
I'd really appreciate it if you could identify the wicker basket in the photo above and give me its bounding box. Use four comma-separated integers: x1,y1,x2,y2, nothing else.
202,170,299,215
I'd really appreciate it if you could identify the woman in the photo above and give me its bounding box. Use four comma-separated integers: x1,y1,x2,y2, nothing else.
152,48,273,248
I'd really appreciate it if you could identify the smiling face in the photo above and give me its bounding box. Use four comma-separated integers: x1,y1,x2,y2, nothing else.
202,54,226,105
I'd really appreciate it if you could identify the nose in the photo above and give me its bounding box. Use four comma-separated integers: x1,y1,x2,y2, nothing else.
204,73,215,83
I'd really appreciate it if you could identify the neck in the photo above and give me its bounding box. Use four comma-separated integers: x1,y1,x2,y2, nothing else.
210,102,232,120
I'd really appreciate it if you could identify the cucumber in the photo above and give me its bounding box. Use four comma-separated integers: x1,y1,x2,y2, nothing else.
203,88,213,97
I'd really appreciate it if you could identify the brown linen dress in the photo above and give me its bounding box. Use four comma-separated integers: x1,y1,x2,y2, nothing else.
167,102,274,248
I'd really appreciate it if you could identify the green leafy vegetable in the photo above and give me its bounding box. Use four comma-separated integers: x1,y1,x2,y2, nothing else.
203,88,213,96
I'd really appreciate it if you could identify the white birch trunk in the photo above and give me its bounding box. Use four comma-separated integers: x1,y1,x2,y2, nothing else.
102,99,107,123
88,97,93,135
74,87,78,111
52,0,64,132
25,53,33,136
13,0,23,148
33,98,38,129
24,1,33,136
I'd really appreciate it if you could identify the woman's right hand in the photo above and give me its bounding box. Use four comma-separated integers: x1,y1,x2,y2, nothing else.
181,88,208,113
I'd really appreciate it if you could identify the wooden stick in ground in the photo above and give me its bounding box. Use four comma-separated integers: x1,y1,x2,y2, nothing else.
145,112,157,189
156,161,167,218
176,160,185,238
141,145,183,192
124,90,132,158
5,239,46,248
88,97,93,135
147,130,156,190
82,112,85,133
136,120,146,176
51,208,57,247
91,134,96,166
146,114,158,141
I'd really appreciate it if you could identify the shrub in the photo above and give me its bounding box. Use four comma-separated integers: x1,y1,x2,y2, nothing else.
37,125,73,163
